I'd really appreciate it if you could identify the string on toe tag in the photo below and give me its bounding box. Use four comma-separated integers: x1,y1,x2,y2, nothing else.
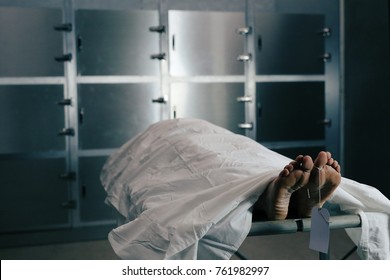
306,166,323,204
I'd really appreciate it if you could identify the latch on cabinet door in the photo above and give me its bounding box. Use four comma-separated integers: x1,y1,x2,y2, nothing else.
150,53,166,60
152,97,167,104
149,25,165,33
53,23,72,32
238,123,254,130
57,98,72,106
58,128,75,136
58,172,76,180
320,53,332,62
79,108,85,124
82,185,87,198
236,26,251,35
237,54,252,62
318,27,331,37
54,53,72,62
77,35,83,52
61,200,77,209
236,96,253,103
317,118,332,127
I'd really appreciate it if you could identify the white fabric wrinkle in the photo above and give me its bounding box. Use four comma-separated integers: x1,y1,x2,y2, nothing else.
365,212,390,259
108,216,172,259
331,177,390,213
164,173,274,258
347,211,390,260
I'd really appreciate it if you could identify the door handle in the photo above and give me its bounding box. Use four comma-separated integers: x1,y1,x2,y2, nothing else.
58,172,76,180
58,128,74,136
149,25,165,33
236,26,251,35
237,96,253,103
53,23,72,32
61,200,76,209
237,54,252,62
54,53,72,62
317,119,332,127
150,53,166,60
57,99,72,106
152,97,167,104
320,53,332,62
238,123,253,130
318,27,331,37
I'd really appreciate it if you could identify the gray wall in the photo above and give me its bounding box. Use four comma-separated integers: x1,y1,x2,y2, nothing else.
343,0,390,198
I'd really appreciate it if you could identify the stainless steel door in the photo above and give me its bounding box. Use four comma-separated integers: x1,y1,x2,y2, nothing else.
256,82,325,157
0,7,63,77
0,85,65,153
254,14,325,74
169,10,245,76
0,158,69,232
256,82,325,142
79,157,113,222
75,9,163,225
0,85,69,232
171,83,246,134
78,83,161,150
76,9,160,76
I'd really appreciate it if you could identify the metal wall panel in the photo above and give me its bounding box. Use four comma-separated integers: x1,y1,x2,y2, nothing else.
0,7,63,77
76,9,160,76
171,83,245,134
169,10,245,76
0,158,69,232
0,85,65,154
79,157,114,222
78,83,161,149
256,82,325,142
255,13,325,74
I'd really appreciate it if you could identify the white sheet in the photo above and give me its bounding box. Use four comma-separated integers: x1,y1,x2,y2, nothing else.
101,118,390,260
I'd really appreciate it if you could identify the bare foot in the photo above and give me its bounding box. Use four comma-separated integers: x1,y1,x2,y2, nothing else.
288,151,341,218
253,155,314,220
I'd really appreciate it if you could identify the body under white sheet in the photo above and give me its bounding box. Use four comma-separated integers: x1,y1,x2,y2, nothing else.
101,118,390,259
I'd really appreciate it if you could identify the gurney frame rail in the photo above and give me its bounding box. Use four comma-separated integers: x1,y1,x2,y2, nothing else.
235,214,361,260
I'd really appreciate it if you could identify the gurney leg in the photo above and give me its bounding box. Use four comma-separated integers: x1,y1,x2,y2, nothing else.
341,246,358,260
234,250,249,260
319,251,330,260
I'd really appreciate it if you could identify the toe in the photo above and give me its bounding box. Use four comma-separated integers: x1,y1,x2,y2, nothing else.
332,160,341,173
295,155,304,162
293,156,313,189
280,164,292,177
289,160,300,169
302,155,313,172
290,155,304,169
314,151,328,169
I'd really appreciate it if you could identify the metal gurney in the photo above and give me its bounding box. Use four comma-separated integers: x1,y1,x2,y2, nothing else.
234,214,362,260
